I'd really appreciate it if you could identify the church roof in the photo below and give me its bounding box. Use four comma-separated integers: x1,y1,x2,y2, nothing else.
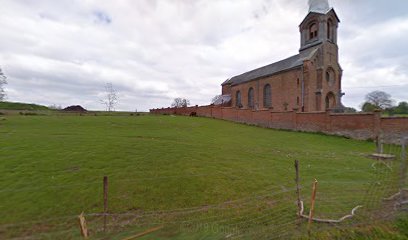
222,54,303,86
299,8,340,26
213,95,231,105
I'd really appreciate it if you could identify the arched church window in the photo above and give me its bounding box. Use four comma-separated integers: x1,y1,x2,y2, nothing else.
327,19,333,41
263,84,272,108
236,91,242,108
309,23,318,40
326,68,335,87
248,88,254,109
325,92,336,109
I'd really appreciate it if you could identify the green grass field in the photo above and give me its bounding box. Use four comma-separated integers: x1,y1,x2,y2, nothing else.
0,114,406,239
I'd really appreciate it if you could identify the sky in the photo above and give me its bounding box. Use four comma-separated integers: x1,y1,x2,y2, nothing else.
0,0,407,111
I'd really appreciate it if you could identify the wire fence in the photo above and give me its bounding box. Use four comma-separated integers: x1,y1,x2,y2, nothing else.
1,137,407,240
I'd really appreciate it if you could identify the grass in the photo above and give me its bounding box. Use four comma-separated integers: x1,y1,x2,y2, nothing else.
0,114,406,239
305,214,408,240
0,101,50,111
383,114,408,118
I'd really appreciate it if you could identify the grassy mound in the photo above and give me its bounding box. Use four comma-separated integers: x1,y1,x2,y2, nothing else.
0,101,49,110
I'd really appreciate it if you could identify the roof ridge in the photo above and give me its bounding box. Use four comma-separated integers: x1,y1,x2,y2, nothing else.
223,54,303,86
242,54,300,75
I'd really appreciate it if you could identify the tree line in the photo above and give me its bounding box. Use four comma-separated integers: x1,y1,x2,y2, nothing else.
361,91,407,115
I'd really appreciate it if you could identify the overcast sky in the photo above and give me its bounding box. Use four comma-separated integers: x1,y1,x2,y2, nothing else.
0,0,407,111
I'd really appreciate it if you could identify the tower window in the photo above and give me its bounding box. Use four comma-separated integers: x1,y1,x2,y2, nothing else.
327,19,333,41
326,68,336,87
309,23,318,40
325,92,336,109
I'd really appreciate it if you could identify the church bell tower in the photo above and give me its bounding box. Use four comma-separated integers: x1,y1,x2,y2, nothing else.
299,0,340,52
299,0,343,111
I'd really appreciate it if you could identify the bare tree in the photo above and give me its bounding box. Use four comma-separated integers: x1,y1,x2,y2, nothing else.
171,98,190,108
0,67,7,101
364,91,394,110
48,104,62,110
100,83,118,112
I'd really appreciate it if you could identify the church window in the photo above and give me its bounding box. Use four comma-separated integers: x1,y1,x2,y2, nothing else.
309,23,318,40
236,91,242,108
326,68,335,87
325,92,336,109
248,88,254,109
263,84,272,108
327,19,333,41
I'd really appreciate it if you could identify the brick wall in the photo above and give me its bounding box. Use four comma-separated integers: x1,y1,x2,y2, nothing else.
150,106,408,143
329,113,376,140
296,112,327,132
381,117,408,143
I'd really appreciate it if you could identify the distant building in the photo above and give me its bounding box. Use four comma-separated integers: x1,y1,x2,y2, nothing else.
219,0,344,112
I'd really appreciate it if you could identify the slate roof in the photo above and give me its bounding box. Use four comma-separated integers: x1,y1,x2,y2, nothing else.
213,95,231,105
300,8,340,26
223,54,303,86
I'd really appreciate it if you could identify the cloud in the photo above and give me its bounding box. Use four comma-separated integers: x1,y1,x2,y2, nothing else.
339,13,408,108
0,0,407,111
93,11,112,24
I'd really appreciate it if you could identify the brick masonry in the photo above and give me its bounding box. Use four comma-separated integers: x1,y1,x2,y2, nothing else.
150,106,408,144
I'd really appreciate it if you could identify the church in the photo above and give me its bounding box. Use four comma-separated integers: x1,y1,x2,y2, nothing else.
151,0,408,144
218,0,344,112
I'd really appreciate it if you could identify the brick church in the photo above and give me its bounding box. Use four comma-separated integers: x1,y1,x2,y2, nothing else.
152,0,408,144
218,0,344,112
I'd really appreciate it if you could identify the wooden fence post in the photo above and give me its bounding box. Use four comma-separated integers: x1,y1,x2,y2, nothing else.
103,176,108,232
402,138,407,163
294,160,302,218
308,179,318,234
78,212,89,239
400,138,408,192
376,135,380,154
